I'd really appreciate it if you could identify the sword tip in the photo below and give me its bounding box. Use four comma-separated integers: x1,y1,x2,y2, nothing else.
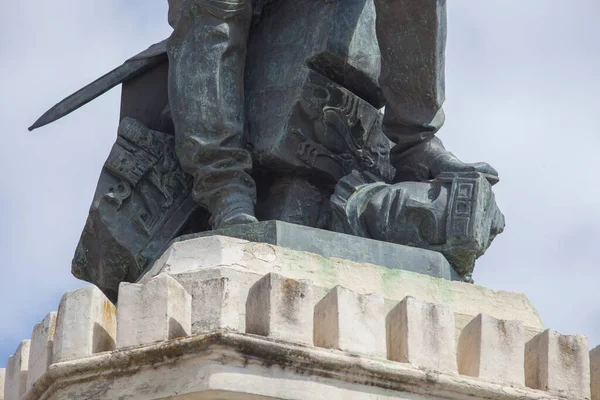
28,118,46,131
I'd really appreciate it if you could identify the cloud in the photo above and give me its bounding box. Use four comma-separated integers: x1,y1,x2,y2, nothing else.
0,0,598,368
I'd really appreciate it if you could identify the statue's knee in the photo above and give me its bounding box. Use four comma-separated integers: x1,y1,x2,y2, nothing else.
169,0,251,26
204,0,252,21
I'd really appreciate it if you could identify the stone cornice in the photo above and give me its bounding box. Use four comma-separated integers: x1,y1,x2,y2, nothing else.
24,331,565,400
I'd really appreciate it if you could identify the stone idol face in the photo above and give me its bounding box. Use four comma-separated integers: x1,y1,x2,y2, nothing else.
331,171,505,281
30,0,505,296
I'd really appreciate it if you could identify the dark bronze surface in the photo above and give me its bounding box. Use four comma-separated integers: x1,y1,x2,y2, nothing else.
31,0,504,298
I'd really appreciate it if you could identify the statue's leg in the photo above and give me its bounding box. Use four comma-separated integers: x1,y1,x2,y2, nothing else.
374,0,499,184
167,0,257,228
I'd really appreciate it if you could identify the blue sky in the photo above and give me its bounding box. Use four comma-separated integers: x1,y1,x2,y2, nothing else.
1,0,599,367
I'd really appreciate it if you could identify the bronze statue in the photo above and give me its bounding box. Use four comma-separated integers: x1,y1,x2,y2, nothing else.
31,0,504,299
164,0,498,229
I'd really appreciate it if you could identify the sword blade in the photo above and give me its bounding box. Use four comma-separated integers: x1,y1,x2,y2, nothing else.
29,53,166,131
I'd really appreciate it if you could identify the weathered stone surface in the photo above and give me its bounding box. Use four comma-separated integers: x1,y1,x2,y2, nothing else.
179,277,241,334
117,274,191,348
314,286,386,357
387,296,456,373
591,345,600,400
20,331,571,400
142,235,544,342
4,340,30,400
0,368,4,400
525,329,590,398
246,273,313,345
144,236,247,280
176,221,459,281
26,312,57,392
53,286,116,363
2,242,564,400
457,314,524,385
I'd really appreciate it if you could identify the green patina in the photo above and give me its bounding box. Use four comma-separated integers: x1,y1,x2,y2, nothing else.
427,273,456,304
274,248,340,288
380,268,409,298
312,256,340,287
380,267,457,304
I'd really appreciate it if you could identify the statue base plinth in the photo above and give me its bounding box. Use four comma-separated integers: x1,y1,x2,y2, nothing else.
9,232,594,400
175,220,461,281
142,233,544,342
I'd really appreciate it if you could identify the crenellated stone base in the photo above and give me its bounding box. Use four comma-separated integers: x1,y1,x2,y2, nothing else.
2,235,596,400
144,235,544,342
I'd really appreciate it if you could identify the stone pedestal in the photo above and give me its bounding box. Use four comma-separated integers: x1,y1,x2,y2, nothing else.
52,287,116,363
117,274,192,349
525,329,590,398
591,345,600,400
457,314,525,385
246,273,314,345
314,286,386,357
27,313,57,393
177,220,460,281
4,341,29,400
3,229,593,400
148,233,544,341
387,296,457,373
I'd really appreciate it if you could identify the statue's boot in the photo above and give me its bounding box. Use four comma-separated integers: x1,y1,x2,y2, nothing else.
167,0,258,229
392,136,499,185
210,193,258,229
373,0,498,185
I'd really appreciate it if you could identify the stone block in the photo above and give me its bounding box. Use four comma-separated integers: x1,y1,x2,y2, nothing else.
4,340,30,400
26,312,57,392
145,236,249,279
174,221,457,281
141,233,545,345
457,314,524,385
387,297,456,373
179,277,242,334
53,286,116,363
591,345,600,400
117,274,191,348
525,329,590,398
0,368,4,400
314,286,385,357
246,273,313,345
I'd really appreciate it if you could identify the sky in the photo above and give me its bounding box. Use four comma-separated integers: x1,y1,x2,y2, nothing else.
1,0,599,367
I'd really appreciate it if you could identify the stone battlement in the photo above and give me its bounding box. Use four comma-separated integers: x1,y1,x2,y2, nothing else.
1,236,597,400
